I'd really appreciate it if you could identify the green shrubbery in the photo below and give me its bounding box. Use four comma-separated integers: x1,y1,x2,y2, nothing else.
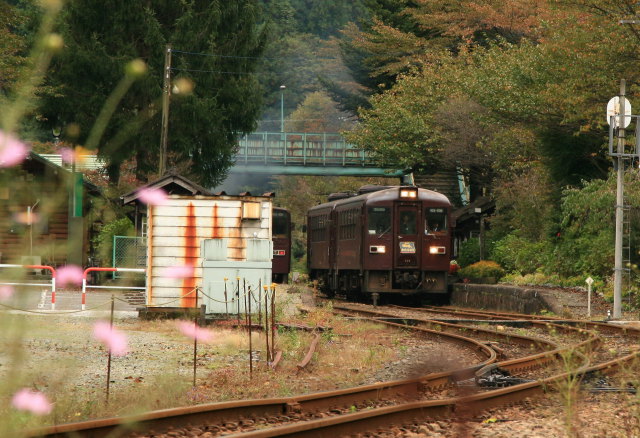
459,260,506,281
92,217,134,266
492,234,554,275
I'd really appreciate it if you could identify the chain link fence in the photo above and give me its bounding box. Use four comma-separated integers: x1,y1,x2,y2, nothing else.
112,236,146,278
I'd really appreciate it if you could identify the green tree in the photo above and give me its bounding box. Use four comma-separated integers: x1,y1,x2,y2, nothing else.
0,1,27,98
39,0,268,186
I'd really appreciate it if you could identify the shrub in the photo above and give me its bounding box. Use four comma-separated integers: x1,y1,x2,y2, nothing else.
457,238,480,267
92,217,134,267
459,260,506,280
492,233,553,274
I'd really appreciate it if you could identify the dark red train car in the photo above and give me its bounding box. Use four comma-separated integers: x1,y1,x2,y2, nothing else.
272,207,291,283
307,186,452,300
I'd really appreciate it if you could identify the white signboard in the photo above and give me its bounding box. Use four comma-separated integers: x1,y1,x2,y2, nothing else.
607,96,632,128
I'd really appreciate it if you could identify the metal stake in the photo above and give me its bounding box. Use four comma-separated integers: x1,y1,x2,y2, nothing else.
224,278,229,319
264,292,270,364
106,294,115,404
270,285,276,362
193,288,198,387
248,286,253,377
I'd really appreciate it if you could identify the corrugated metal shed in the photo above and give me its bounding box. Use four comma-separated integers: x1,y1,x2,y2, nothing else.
146,195,272,308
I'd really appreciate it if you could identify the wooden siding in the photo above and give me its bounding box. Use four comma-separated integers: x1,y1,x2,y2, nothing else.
147,196,272,308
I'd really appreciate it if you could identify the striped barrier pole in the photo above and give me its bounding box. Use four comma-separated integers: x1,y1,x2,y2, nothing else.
0,264,56,310
82,267,146,310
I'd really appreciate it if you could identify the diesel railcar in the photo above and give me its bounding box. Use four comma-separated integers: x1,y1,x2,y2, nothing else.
272,207,292,283
307,185,452,301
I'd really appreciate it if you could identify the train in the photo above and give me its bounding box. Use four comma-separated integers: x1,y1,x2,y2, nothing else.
307,185,452,302
272,207,292,283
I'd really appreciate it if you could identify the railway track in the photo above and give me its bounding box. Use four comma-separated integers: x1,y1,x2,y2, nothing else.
28,304,640,437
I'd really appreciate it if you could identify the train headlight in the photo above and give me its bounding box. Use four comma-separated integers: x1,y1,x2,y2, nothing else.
429,246,446,255
369,245,386,254
399,188,417,198
273,249,286,256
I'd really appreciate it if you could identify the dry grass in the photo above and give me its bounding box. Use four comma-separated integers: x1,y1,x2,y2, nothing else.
0,299,409,435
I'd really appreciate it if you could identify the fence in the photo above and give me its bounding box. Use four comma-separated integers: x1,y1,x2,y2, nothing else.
0,264,57,309
112,236,146,278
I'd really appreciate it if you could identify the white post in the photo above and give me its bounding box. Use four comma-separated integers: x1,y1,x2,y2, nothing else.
82,278,87,311
613,80,626,319
586,276,594,318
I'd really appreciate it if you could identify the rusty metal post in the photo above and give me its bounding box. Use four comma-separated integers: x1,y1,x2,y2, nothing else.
236,277,240,323
264,292,270,364
248,286,253,377
271,284,276,362
262,284,268,327
106,294,115,404
258,278,262,325
193,288,198,387
224,277,229,319
243,279,248,327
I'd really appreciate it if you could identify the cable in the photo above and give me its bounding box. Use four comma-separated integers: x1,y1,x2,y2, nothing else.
171,49,276,61
0,301,111,315
170,67,255,75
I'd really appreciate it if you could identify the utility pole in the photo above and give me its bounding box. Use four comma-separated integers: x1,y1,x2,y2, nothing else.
613,79,626,319
159,44,172,176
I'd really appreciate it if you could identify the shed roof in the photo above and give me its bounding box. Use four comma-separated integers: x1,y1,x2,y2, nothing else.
121,172,213,205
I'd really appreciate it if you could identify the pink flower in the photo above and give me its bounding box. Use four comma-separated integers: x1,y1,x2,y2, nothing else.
93,321,128,356
0,131,29,167
59,147,75,164
0,285,13,300
56,265,83,287
177,321,214,343
137,187,168,206
13,211,39,225
161,264,194,279
11,389,52,415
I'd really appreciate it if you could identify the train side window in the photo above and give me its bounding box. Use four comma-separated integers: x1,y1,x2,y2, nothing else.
273,212,288,237
368,207,390,235
425,208,447,233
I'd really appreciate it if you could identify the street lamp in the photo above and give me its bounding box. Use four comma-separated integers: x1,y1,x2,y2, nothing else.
280,85,286,133
52,126,61,145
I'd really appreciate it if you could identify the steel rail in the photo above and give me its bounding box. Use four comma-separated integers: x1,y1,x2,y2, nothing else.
331,304,599,371
27,313,498,438
416,304,640,337
225,349,640,437
28,306,595,438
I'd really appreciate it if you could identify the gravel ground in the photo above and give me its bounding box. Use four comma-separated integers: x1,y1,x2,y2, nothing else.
3,283,640,437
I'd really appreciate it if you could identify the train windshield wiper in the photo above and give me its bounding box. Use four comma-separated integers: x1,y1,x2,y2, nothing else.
377,226,391,238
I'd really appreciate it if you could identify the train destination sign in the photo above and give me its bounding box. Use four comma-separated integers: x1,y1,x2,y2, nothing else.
399,241,416,254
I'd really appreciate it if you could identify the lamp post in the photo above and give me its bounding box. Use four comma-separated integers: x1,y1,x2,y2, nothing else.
280,85,286,133
52,127,61,145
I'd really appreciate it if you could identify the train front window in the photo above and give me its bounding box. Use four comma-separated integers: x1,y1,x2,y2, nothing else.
368,207,390,235
425,208,447,233
399,210,417,235
273,212,288,237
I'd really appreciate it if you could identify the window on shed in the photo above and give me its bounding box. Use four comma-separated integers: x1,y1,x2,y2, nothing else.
242,202,261,220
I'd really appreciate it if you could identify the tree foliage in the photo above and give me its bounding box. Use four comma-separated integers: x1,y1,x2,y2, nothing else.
38,0,268,186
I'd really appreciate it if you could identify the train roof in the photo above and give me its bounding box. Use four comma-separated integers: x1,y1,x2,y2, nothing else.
308,186,451,213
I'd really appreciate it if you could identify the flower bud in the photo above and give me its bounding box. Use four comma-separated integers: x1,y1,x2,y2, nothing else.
43,33,64,52
172,77,195,96
125,59,148,79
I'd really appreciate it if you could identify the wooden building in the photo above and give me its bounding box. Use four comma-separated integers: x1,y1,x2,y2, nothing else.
0,152,101,267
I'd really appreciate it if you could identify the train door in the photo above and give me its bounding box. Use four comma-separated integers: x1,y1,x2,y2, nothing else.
394,204,420,268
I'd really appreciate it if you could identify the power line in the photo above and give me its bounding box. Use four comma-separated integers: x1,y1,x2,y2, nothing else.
170,67,254,75
171,49,277,61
